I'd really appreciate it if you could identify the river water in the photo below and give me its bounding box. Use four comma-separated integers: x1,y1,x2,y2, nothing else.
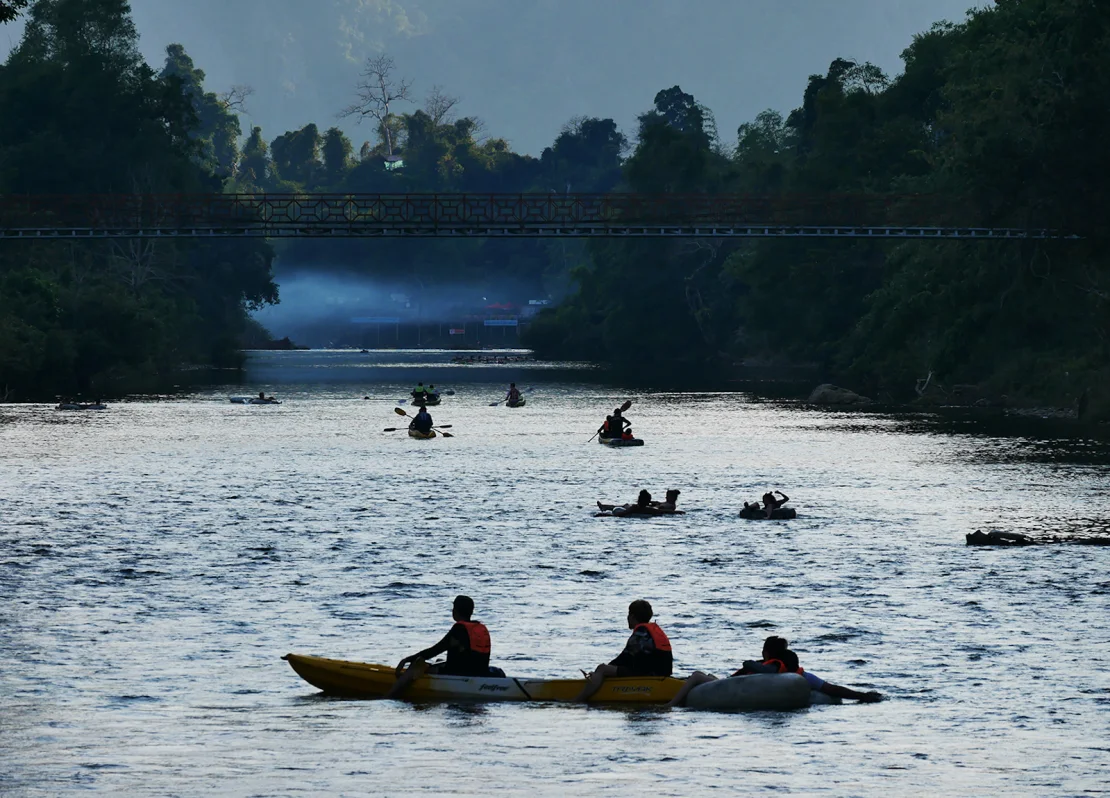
2,350,1109,796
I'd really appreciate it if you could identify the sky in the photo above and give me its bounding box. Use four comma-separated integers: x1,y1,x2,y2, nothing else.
0,0,986,156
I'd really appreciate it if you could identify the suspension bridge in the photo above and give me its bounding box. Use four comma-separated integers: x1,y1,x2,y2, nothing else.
0,193,1074,240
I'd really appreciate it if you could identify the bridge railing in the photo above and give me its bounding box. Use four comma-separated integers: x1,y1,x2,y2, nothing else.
0,192,1060,238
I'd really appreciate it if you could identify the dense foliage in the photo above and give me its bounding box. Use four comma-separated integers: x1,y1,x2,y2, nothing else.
0,0,276,399
528,0,1110,411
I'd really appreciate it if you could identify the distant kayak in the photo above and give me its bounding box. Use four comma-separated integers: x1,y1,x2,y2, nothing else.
739,507,797,520
230,397,281,405
599,436,643,446
408,428,437,439
282,653,683,703
506,398,526,408
55,403,106,411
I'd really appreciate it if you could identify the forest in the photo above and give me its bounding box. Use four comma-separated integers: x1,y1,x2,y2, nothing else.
1,0,1107,413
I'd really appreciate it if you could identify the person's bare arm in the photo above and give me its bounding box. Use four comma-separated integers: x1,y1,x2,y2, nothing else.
820,682,882,702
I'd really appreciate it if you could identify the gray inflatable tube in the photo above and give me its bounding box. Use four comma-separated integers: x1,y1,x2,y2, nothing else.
685,673,812,711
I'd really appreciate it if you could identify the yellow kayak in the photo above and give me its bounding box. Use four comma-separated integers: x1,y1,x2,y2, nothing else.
408,428,437,439
282,653,683,704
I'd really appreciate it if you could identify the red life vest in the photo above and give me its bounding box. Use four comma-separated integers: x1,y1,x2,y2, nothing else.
762,658,803,675
457,620,491,654
634,622,672,652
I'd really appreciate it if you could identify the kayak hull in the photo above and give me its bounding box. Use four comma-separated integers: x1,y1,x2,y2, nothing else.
282,654,684,704
685,673,811,711
506,398,526,407
599,437,644,446
408,428,437,439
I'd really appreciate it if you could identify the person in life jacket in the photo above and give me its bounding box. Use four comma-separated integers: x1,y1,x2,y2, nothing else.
599,406,631,439
411,406,434,434
412,382,428,403
386,595,493,699
427,384,439,401
666,635,883,707
573,599,673,702
621,427,635,441
506,383,521,404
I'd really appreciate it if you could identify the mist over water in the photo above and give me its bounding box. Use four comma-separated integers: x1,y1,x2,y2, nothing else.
254,271,546,348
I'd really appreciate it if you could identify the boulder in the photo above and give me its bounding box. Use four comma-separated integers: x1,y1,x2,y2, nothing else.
807,384,871,405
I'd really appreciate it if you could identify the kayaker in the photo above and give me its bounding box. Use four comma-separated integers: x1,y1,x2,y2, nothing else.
665,635,883,707
506,383,521,404
427,384,439,401
386,595,492,699
411,406,434,434
621,428,635,441
573,599,672,702
599,406,631,439
412,382,428,402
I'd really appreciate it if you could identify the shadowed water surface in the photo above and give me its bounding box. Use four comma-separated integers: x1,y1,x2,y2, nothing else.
2,351,1109,795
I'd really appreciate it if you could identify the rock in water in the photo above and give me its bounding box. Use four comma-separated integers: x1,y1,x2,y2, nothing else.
807,384,871,405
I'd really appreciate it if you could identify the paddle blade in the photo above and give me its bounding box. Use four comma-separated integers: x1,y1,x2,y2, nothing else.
397,399,407,405
620,399,633,411
394,407,408,416
440,431,455,438
383,427,399,432
488,401,501,406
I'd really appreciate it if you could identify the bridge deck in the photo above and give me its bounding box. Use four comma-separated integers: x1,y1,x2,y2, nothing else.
0,193,1069,240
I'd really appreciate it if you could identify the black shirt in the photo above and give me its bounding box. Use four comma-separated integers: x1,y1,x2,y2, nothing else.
416,623,490,676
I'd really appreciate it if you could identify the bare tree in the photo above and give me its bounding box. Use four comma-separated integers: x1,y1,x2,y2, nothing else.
424,85,460,126
340,54,413,157
219,84,255,112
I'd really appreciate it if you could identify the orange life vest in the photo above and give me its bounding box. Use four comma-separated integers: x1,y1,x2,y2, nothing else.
634,622,672,652
457,620,491,654
762,658,803,675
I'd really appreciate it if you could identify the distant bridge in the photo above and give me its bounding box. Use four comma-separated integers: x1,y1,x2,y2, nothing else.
0,193,1076,240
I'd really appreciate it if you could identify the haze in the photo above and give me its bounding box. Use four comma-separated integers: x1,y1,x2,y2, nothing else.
0,0,983,155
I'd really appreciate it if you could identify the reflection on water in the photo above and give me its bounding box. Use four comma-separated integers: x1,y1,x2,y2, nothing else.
2,351,1109,795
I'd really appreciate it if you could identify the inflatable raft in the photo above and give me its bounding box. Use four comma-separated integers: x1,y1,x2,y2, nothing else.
595,508,685,518
739,507,797,520
685,673,812,711
408,428,437,439
55,403,106,411
282,654,683,703
599,436,644,446
414,395,441,406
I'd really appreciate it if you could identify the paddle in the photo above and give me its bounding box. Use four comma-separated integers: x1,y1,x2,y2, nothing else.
392,406,454,437
383,425,452,432
490,386,534,407
587,399,633,442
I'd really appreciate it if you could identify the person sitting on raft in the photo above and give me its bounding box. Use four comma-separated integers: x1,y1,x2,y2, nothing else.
386,595,492,699
653,489,681,512
665,635,883,707
412,382,428,403
505,383,522,404
426,384,439,401
573,600,672,702
410,406,434,434
600,406,631,439
743,490,789,518
621,427,635,441
597,489,654,515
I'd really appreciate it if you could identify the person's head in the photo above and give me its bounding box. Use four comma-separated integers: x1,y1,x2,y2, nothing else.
613,407,623,416
510,382,516,388
625,428,633,435
762,491,775,505
429,384,435,389
780,649,800,673
452,595,475,621
627,599,653,628
762,635,789,660
637,489,652,506
259,391,265,398
666,489,680,502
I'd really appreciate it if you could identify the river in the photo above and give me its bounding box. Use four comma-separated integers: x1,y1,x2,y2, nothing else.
2,350,1108,796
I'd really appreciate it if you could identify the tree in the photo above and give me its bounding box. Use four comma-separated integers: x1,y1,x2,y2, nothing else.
340,53,412,157
424,85,459,126
239,126,271,187
0,0,30,23
270,123,321,187
321,126,353,186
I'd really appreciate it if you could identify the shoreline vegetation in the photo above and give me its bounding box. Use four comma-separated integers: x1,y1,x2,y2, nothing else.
2,1,1107,417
